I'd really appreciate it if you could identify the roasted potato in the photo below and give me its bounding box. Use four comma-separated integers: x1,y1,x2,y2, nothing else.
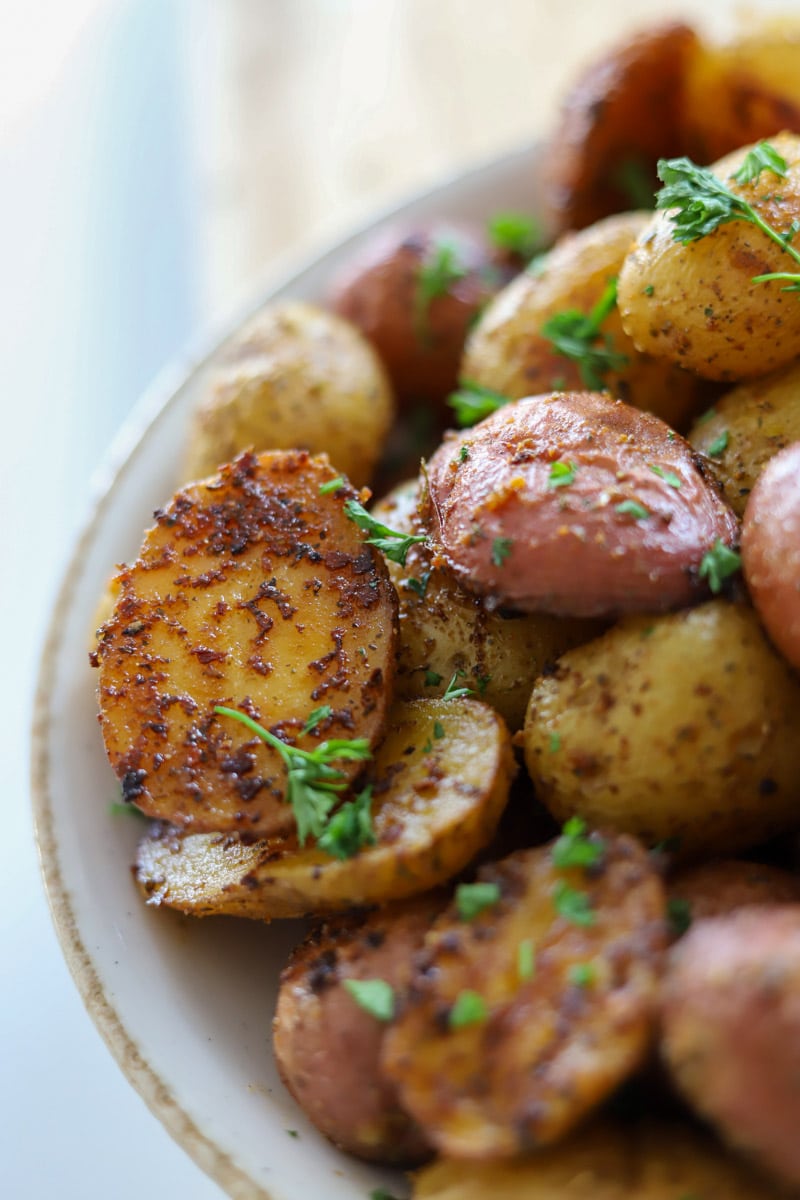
372,480,599,731
134,698,515,918
618,132,800,382
668,859,800,929
93,451,396,838
382,836,666,1159
682,19,800,163
330,222,500,410
462,212,705,431
661,906,800,1189
423,392,738,618
413,1119,786,1198
273,897,440,1164
688,361,800,517
524,600,800,858
540,23,699,232
742,443,800,671
183,301,394,487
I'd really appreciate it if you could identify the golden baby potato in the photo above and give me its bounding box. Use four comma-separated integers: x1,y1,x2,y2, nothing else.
183,301,394,487
618,132,800,382
462,211,706,432
688,360,800,516
523,600,800,859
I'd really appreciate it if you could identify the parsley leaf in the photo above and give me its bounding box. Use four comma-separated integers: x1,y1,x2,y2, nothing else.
615,499,649,520
549,731,561,753
317,786,376,860
552,817,605,871
733,142,789,186
343,499,426,566
456,881,501,920
448,379,510,427
301,705,332,736
442,671,474,700
405,571,431,598
540,276,629,390
568,962,597,988
553,879,595,927
548,460,577,489
517,939,535,981
667,897,693,938
449,990,487,1029
491,537,513,567
214,706,371,845
343,978,395,1021
488,211,542,259
649,464,682,489
699,539,742,593
424,668,443,687
415,238,467,339
319,475,346,495
706,430,729,457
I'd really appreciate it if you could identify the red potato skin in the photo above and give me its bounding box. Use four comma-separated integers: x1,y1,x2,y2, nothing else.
273,896,441,1165
661,906,800,1188
330,222,501,408
742,442,800,671
669,859,800,929
423,392,739,618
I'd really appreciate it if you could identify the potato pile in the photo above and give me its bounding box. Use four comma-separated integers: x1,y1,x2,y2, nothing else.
91,16,800,1200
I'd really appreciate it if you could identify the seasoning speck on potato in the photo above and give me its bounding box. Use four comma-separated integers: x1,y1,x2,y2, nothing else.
423,391,738,617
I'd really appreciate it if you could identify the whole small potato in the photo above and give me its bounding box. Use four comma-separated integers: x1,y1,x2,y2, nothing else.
372,480,600,730
462,212,705,432
661,906,800,1188
742,442,800,670
273,896,441,1164
183,301,394,487
330,222,500,408
618,132,800,381
423,392,738,618
688,361,800,516
668,859,800,930
524,600,800,858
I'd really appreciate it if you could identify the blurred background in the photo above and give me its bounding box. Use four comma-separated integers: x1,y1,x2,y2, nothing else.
4,0,790,1195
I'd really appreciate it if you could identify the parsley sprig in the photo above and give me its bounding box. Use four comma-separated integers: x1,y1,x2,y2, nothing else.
552,817,605,870
448,380,510,427
488,211,542,260
415,238,468,339
656,144,800,292
343,499,426,566
213,706,371,846
540,277,629,390
699,539,742,594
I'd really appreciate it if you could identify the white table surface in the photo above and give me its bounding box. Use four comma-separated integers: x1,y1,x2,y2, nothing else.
5,0,791,1196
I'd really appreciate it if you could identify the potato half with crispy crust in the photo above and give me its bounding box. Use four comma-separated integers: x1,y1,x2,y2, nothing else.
273,896,442,1165
93,450,397,839
462,212,706,431
382,835,666,1160
413,1119,786,1199
134,698,515,918
668,859,800,930
540,22,698,232
524,601,800,858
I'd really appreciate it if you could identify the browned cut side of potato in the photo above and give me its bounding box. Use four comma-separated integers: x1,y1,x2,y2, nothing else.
134,698,515,918
682,21,800,163
371,480,600,731
524,601,800,860
94,450,397,838
688,361,800,517
423,392,738,618
382,836,666,1160
540,23,699,232
669,859,800,929
462,212,706,431
273,896,442,1165
661,907,800,1189
413,1119,785,1198
618,132,800,382
183,301,395,488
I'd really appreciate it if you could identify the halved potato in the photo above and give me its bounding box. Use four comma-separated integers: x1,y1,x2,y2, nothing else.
668,859,800,928
382,835,666,1159
413,1119,785,1198
93,450,397,838
134,698,516,918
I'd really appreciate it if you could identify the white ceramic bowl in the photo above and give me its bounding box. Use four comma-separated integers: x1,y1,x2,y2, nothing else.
31,143,541,1199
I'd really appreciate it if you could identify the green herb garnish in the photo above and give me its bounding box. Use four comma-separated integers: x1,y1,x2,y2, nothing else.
488,211,542,259
540,277,629,390
615,499,650,520
433,720,446,740
449,990,488,1029
548,460,578,489
343,978,395,1022
405,571,431,598
552,817,604,871
649,464,682,489
553,879,595,927
706,430,729,457
456,881,501,920
491,537,513,567
699,539,742,593
549,732,561,754
424,668,444,687
517,939,535,981
301,705,332,736
317,786,376,860
448,380,510,427
568,962,597,988
343,499,426,566
667,897,693,938
213,706,371,845
319,475,345,495
415,238,468,337
441,670,474,701
458,444,470,463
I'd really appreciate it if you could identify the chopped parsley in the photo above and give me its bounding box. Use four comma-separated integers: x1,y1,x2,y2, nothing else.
448,379,510,427
487,211,542,259
415,238,468,338
699,539,742,594
456,881,501,920
473,671,492,695
458,444,470,463
615,499,650,520
643,284,655,296
317,786,376,860
343,978,395,1022
433,720,446,740
649,464,682,489
552,817,605,870
568,962,597,988
442,671,474,700
553,879,595,927
424,668,444,687
706,430,729,457
733,141,789,186
405,571,431,598
319,475,345,495
540,276,629,390
517,939,536,981
491,537,513,567
343,499,426,566
449,989,488,1029
301,705,332,736
667,897,693,938
549,732,562,754
548,460,577,489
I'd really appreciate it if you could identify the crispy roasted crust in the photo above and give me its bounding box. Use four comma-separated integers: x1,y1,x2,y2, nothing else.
273,896,443,1164
94,450,397,838
133,698,516,918
382,836,666,1160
